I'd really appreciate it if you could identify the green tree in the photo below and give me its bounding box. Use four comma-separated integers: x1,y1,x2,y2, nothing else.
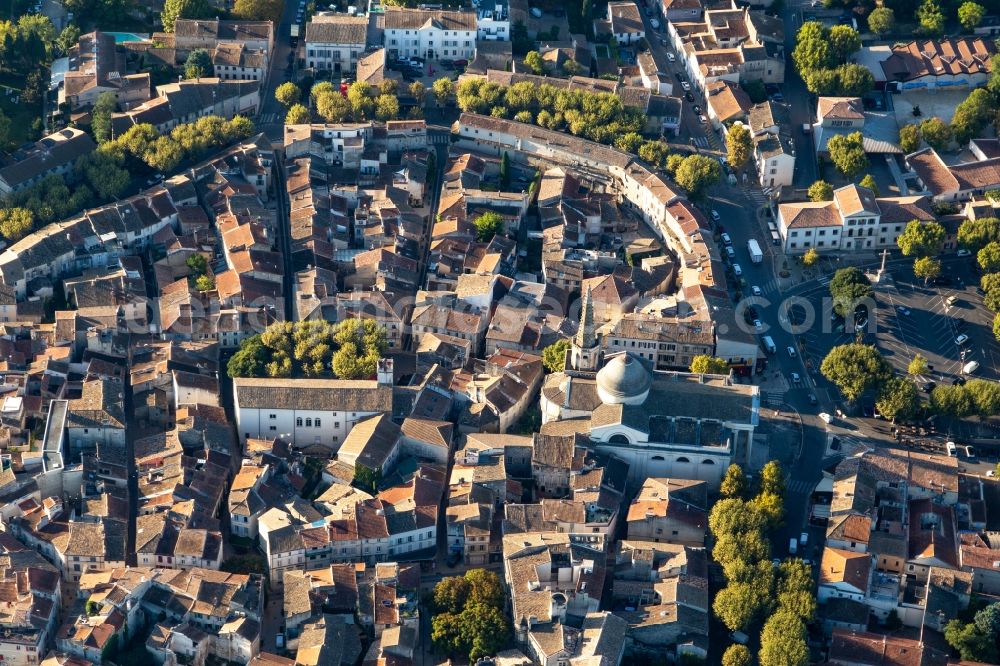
751,491,784,529
917,0,946,34
227,334,270,378
615,132,644,153
980,241,1000,272
808,180,834,202
500,151,510,189
347,81,375,119
828,25,862,62
760,460,786,497
994,312,1000,342
220,553,267,575
431,571,511,662
375,94,400,120
837,63,875,96
898,123,921,153
827,131,868,178
286,104,311,124
859,174,880,197
91,91,117,144
716,534,772,572
433,77,455,106
186,253,207,275
76,152,128,200
743,79,768,103
919,116,952,150
777,559,817,621
959,217,1000,250
726,123,753,169
720,463,747,499
868,6,895,36
909,354,930,376
821,344,890,402
541,339,571,373
959,1,986,30
951,88,993,143
722,645,752,666
760,611,809,666
974,603,1000,636
316,92,350,122
232,0,282,22
161,0,211,31
690,355,730,374
474,211,505,241
897,220,945,257
802,247,820,267
829,267,873,316
804,67,841,95
0,207,34,241
274,81,301,108
310,81,335,104
944,619,999,663
195,274,214,291
913,256,942,284
638,140,671,169
930,384,974,417
524,50,546,75
85,600,101,616
709,498,766,537
353,464,381,493
674,154,722,198
184,48,212,79
967,379,1000,416
876,377,920,422
714,581,770,631
56,24,81,55
792,22,832,73
408,80,425,103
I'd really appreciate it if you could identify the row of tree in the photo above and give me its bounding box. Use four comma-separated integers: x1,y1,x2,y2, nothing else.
792,22,872,97
161,0,282,30
945,602,1000,662
453,78,647,147
276,80,421,125
713,462,813,666
227,319,387,380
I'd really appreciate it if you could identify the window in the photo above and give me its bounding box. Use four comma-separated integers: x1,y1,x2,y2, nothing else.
269,426,276,431
296,417,303,427
315,418,321,427
269,414,276,419
305,418,312,427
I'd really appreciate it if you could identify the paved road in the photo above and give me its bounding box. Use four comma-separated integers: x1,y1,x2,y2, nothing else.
258,0,300,142
782,0,818,189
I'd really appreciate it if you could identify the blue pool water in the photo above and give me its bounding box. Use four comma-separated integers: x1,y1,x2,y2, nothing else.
106,32,149,43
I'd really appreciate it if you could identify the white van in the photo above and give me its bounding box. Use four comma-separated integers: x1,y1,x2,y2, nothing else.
963,360,980,374
762,336,776,354
732,263,742,277
946,441,958,457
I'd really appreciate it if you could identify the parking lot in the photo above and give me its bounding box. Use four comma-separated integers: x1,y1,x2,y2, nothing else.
794,257,999,401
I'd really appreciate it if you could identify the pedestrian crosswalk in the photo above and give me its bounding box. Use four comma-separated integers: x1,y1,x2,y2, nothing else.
690,136,710,148
761,389,785,407
258,112,283,125
429,133,450,145
705,131,723,152
742,187,769,209
787,479,817,495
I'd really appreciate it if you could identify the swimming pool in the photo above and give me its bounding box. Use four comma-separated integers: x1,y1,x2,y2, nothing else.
105,32,149,43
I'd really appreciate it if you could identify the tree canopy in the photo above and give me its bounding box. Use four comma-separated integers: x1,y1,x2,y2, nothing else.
161,0,213,31
917,0,945,34
542,339,571,373
827,132,868,178
919,116,951,150
897,220,945,257
808,180,833,202
913,256,942,284
431,570,511,662
720,463,747,499
0,207,34,242
286,104,311,125
674,154,722,198
690,355,730,375
821,344,891,402
958,1,985,30
726,123,753,169
227,319,386,379
184,48,212,79
274,81,301,108
898,123,920,153
876,376,920,422
232,0,282,22
828,267,873,316
868,7,895,35
959,217,1000,250
474,211,505,241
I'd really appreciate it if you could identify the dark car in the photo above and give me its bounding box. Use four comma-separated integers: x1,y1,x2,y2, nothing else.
933,276,953,286
454,59,468,66
692,105,702,114
439,58,454,66
953,377,967,386
921,382,936,393
685,92,694,102
808,394,818,405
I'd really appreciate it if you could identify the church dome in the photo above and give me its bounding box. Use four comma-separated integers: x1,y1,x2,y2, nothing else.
596,353,652,405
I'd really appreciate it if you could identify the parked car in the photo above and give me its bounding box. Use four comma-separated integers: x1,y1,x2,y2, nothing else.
711,210,721,222
650,18,660,28
698,114,707,124
790,372,801,383
692,104,702,114
956,333,970,346
682,81,691,91
667,52,676,62
751,285,762,296
895,305,910,315
957,249,971,257
721,232,732,245
819,412,833,423
787,346,797,358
